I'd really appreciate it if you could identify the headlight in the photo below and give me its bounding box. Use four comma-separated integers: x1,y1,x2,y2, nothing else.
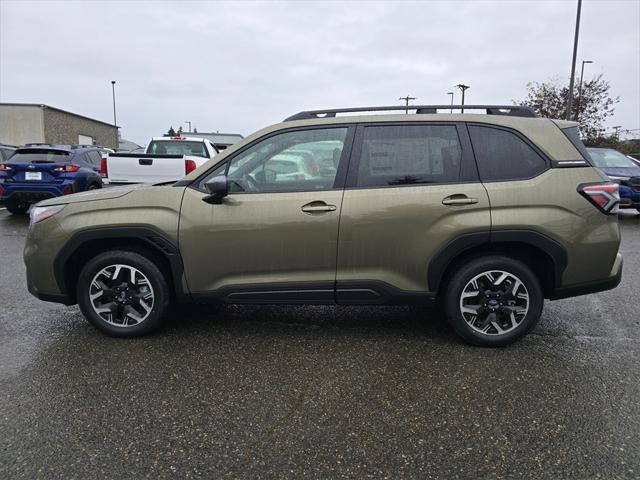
30,205,65,226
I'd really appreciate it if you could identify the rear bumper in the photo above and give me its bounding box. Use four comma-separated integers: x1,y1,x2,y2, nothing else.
1,182,76,204
551,253,623,300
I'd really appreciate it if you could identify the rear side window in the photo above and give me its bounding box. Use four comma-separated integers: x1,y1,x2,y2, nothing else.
468,125,547,181
355,125,462,187
86,151,102,164
562,126,591,161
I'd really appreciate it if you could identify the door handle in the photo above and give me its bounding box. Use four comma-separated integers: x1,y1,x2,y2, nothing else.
301,201,337,213
442,194,479,206
139,158,153,166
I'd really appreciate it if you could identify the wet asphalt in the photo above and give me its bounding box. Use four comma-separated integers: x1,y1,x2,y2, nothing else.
1,208,639,479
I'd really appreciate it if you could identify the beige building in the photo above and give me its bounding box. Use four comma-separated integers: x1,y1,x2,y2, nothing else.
0,103,118,148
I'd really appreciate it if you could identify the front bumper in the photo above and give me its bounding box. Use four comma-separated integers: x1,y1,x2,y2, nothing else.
551,253,623,300
619,184,640,209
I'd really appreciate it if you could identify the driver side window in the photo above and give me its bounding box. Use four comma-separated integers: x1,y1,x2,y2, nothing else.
226,127,348,193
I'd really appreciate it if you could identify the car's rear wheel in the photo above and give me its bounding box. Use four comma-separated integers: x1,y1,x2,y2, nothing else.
444,256,543,347
5,198,30,215
77,250,170,337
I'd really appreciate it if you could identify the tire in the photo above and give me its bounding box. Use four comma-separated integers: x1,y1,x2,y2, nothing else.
77,250,171,337
87,183,100,190
5,199,30,215
443,255,543,347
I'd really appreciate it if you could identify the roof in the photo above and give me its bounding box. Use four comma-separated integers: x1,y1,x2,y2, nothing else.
17,143,100,153
0,103,118,128
150,136,213,142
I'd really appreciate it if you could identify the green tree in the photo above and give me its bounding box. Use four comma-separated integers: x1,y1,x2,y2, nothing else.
164,126,177,137
519,74,619,140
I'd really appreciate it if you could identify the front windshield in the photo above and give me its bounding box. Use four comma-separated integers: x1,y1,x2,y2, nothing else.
147,140,208,158
587,148,638,168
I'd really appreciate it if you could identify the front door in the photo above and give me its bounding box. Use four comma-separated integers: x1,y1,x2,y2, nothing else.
336,123,491,301
179,126,353,302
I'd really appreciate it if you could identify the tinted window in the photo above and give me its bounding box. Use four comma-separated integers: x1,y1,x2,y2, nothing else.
9,149,71,164
226,128,348,193
355,125,462,187
147,140,208,158
87,151,102,165
468,126,546,181
562,126,591,161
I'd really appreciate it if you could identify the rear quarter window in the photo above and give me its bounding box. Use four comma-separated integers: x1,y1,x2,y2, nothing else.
468,125,547,181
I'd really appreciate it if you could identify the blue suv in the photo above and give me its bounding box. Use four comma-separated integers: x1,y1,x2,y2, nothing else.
0,144,103,215
587,147,640,213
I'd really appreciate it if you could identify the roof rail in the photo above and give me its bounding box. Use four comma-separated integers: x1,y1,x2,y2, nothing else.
284,105,537,121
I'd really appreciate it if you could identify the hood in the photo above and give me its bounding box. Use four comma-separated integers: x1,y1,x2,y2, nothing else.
37,184,148,206
598,166,640,179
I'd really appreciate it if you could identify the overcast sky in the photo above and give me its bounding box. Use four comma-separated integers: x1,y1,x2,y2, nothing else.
1,0,638,146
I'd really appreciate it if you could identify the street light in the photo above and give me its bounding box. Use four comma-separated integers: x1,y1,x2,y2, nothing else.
110,81,117,126
447,92,454,113
575,60,593,121
566,0,583,120
456,84,470,113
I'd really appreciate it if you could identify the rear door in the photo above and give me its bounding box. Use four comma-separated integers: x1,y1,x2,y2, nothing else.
335,122,491,300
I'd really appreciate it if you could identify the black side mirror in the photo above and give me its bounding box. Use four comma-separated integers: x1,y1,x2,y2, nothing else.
203,175,228,204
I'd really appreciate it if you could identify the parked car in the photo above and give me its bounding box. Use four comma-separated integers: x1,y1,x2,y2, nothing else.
102,136,218,185
587,147,640,212
0,144,17,161
0,145,103,214
24,105,622,346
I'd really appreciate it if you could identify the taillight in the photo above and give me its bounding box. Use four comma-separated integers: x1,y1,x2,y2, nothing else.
53,164,80,173
0,186,4,197
578,182,619,214
100,157,108,178
0,163,12,172
185,159,197,174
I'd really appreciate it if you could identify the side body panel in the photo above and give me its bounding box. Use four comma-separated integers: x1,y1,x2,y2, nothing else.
484,167,620,286
336,183,491,292
179,188,343,296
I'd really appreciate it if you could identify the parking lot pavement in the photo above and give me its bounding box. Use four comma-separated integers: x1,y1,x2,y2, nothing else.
1,209,639,479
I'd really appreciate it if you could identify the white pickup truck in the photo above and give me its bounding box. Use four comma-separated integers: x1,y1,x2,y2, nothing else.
102,136,218,184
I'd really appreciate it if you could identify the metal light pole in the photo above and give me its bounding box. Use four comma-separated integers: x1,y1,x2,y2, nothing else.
566,0,583,120
399,95,416,114
447,92,454,113
575,60,593,121
456,84,470,113
185,121,192,133
111,81,117,126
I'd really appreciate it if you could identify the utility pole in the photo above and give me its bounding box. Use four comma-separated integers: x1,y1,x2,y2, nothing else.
456,84,470,113
575,59,593,121
185,121,192,133
612,126,622,139
447,92,454,113
566,0,583,120
399,95,416,114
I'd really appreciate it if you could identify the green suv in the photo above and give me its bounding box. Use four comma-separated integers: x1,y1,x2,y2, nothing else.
24,105,623,346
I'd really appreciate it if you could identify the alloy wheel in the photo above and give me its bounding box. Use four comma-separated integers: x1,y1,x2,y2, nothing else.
459,270,529,336
89,264,155,327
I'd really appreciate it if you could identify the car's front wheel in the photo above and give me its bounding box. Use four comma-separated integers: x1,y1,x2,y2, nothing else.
444,256,543,347
77,250,170,337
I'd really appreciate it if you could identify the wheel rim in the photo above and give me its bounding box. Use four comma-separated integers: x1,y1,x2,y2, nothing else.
459,270,529,336
89,264,155,327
